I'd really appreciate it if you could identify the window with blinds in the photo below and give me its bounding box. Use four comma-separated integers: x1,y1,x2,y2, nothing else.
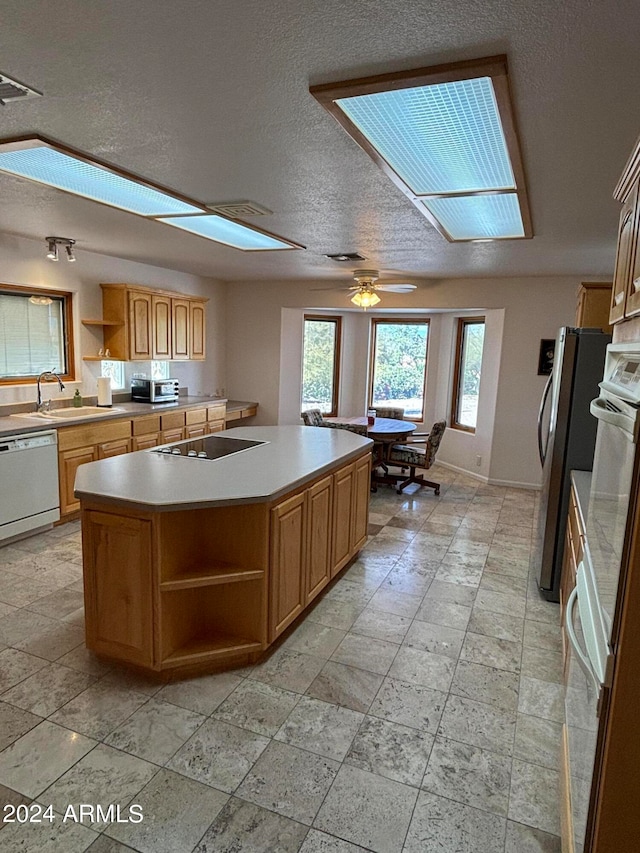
0,285,74,383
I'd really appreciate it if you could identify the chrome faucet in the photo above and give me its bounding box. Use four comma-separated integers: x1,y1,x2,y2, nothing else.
36,369,65,412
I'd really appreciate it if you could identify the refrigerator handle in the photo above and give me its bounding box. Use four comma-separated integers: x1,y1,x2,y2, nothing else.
565,586,600,693
538,373,553,466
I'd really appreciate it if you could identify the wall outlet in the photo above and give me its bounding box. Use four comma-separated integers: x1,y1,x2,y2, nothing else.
476,455,482,467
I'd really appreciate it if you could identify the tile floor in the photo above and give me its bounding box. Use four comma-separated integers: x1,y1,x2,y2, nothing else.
0,466,563,852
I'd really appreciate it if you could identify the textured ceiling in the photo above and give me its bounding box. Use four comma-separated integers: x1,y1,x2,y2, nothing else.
0,0,638,282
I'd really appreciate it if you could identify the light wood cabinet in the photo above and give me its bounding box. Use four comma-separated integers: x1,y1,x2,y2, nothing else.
56,404,232,520
80,449,370,674
332,463,356,577
306,475,333,604
128,291,153,360
270,492,306,638
83,510,154,667
90,284,208,362
131,415,161,451
208,403,226,434
609,139,640,323
576,282,613,333
60,446,97,515
58,419,132,518
190,300,206,360
152,295,172,359
171,298,190,360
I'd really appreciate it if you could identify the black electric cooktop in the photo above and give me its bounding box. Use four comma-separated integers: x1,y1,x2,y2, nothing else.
153,435,266,460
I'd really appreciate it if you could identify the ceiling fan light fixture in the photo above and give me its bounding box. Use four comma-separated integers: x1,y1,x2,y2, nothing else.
351,289,381,309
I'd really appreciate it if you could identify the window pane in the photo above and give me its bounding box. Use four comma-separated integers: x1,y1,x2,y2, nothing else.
456,321,485,428
302,318,340,415
0,293,66,378
371,321,429,419
101,360,125,389
150,361,170,379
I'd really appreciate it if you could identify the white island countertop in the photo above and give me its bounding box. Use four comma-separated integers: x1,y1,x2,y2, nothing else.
74,425,373,511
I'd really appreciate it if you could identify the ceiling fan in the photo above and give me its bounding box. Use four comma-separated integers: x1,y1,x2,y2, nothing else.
316,269,417,308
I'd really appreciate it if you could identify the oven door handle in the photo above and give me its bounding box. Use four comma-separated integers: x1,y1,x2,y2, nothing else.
565,586,600,692
590,397,636,434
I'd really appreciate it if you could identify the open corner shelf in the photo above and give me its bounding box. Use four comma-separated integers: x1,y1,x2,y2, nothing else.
82,319,125,327
160,563,264,591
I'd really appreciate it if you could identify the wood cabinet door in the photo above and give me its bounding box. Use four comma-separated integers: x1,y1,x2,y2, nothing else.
152,295,172,359
625,183,640,317
82,510,154,667
161,427,184,444
128,291,152,359
171,298,190,360
59,446,97,516
351,454,371,553
306,475,332,604
97,437,131,459
610,183,638,324
331,463,354,577
270,492,306,640
190,301,206,360
132,433,161,451
207,420,225,434
185,424,207,438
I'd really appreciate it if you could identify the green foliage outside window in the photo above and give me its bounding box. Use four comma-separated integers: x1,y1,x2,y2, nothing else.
371,322,429,418
301,318,339,414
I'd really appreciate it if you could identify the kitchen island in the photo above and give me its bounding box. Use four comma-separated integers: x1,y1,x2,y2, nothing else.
75,426,372,676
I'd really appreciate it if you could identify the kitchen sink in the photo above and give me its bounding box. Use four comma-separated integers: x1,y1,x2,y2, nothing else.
12,406,126,420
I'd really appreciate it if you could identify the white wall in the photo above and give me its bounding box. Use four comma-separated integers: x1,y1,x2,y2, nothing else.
226,276,580,488
0,233,226,407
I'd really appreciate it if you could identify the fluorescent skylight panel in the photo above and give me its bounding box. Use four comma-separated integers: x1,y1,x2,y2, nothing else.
160,214,296,250
0,145,202,216
336,77,515,195
423,193,524,240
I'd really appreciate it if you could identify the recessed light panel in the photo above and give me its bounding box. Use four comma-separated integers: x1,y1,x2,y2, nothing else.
0,136,302,251
336,78,514,195
0,141,201,217
423,193,524,240
311,55,531,241
159,214,298,251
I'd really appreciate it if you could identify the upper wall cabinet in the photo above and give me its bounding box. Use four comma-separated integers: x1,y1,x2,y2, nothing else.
94,284,207,361
610,137,640,323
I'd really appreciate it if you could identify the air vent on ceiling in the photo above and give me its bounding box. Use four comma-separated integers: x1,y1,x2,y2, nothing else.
0,72,42,105
325,252,367,262
206,200,272,218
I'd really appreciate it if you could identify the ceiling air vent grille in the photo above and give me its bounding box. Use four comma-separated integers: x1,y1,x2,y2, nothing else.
325,252,367,262
0,72,42,105
206,200,272,218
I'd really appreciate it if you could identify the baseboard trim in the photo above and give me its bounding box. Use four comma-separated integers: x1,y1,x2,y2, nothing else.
436,460,541,491
436,460,489,483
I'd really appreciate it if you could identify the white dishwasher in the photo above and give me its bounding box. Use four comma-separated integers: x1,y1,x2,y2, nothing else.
0,430,60,543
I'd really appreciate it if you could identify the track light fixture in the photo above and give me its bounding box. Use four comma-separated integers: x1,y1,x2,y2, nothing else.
45,236,76,263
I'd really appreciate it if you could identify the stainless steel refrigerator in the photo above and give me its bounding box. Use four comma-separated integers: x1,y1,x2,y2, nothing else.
534,327,611,601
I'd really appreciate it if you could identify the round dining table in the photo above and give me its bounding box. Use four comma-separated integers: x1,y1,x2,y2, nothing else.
323,417,416,489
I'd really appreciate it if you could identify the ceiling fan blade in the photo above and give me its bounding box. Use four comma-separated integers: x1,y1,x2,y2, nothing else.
309,285,349,292
375,283,417,292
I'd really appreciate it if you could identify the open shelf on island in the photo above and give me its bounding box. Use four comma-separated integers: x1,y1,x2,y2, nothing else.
159,582,266,666
159,504,269,585
160,564,264,590
162,633,263,667
81,319,125,326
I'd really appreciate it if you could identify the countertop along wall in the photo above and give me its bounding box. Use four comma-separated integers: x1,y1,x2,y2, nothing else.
0,233,226,407
225,276,582,489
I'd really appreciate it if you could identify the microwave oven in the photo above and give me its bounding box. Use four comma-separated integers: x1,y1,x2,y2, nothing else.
130,378,179,403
